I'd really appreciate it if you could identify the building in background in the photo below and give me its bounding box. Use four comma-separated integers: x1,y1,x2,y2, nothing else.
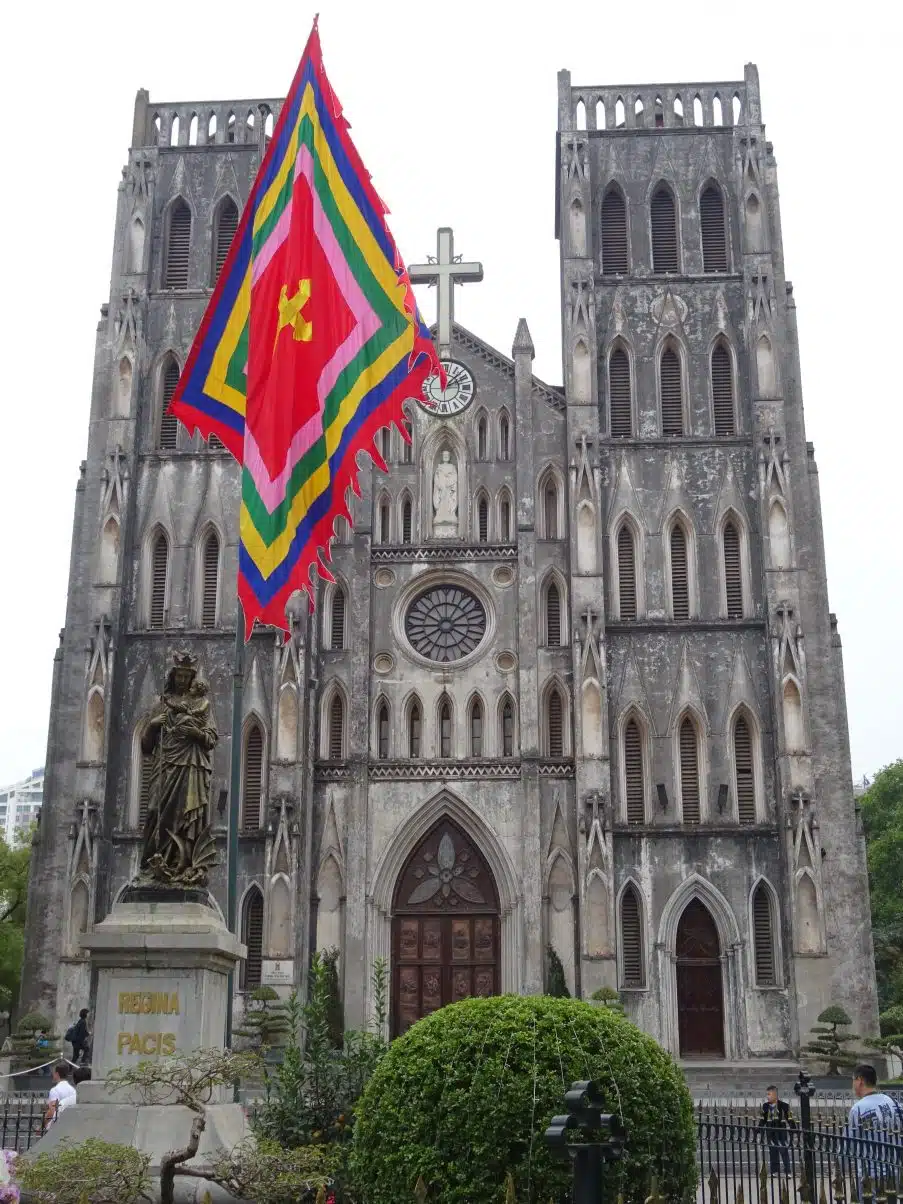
0,769,44,848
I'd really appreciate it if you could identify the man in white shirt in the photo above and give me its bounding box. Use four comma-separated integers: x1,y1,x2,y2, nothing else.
44,1062,77,1129
848,1062,902,1190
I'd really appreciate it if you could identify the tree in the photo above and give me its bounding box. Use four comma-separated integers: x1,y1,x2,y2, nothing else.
18,1138,151,1204
591,985,626,1014
803,1005,862,1075
321,947,344,1049
234,985,291,1050
874,1004,903,1078
546,945,570,997
860,761,903,1008
0,834,30,1018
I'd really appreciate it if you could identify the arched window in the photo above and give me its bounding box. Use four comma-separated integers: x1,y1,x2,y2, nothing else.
624,717,645,824
401,419,413,463
711,343,736,436
723,520,743,618
330,587,346,650
783,680,805,751
377,702,389,760
660,347,684,436
543,477,559,539
670,522,689,620
159,358,180,450
378,427,390,464
377,497,390,544
328,694,345,760
409,700,422,758
164,198,191,289
499,414,511,460
601,187,628,275
401,497,413,544
501,696,515,757
734,713,756,823
149,530,169,630
201,530,219,628
137,733,153,828
128,217,145,274
616,524,637,620
470,698,484,758
546,580,562,647
679,716,701,824
212,196,238,283
242,723,264,829
240,888,264,990
547,689,564,758
700,184,728,273
439,697,452,759
477,414,488,461
477,495,489,543
609,347,632,437
499,492,512,542
650,185,679,273
752,884,777,986
620,885,645,987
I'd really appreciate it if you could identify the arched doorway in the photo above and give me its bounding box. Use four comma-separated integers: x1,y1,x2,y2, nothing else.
392,817,500,1036
676,898,725,1057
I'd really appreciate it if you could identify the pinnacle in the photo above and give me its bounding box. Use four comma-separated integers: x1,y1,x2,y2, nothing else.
512,318,535,359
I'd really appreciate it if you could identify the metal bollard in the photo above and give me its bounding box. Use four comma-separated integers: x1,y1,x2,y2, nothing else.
544,1079,626,1204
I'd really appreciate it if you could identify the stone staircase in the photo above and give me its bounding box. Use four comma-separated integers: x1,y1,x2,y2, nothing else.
681,1060,809,1103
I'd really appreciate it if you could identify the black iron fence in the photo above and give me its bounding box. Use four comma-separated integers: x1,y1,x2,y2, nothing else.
0,1095,47,1153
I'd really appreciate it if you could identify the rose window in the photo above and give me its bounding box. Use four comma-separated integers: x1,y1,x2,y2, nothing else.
404,585,487,663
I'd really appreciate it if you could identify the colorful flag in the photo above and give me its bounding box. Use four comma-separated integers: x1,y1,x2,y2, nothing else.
171,20,440,635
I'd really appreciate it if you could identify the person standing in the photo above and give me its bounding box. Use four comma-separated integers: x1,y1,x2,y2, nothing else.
43,1062,77,1130
64,1009,90,1064
760,1084,796,1177
848,1063,902,1191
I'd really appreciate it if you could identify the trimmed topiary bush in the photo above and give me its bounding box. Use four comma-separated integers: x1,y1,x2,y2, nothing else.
351,994,695,1204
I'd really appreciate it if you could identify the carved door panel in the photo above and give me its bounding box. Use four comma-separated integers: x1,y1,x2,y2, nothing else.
676,899,725,1057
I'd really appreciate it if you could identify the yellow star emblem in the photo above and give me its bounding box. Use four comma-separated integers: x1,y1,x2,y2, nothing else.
275,279,312,348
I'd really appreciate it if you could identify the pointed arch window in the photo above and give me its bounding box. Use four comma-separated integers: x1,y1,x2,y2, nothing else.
328,694,345,760
700,184,728,273
164,198,191,289
499,493,512,543
752,884,777,985
546,580,562,647
499,414,511,460
624,717,645,824
543,477,559,539
734,713,756,823
477,495,489,543
501,697,515,757
401,497,413,544
377,702,389,760
240,888,264,989
620,885,645,987
439,697,452,759
242,723,264,830
723,520,743,618
651,185,679,273
609,347,632,437
138,733,153,828
660,347,684,436
159,358,180,450
601,187,628,275
712,343,736,436
149,530,169,630
679,716,701,824
212,196,238,283
477,414,488,461
401,419,413,463
330,587,347,650
470,698,484,758
547,689,564,758
670,522,689,620
617,524,637,620
378,498,390,544
201,530,220,628
409,701,422,758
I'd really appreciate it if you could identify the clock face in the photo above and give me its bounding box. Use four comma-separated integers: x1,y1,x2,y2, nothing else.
417,360,475,417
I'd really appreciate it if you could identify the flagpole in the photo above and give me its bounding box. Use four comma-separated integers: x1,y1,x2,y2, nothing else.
224,601,245,1047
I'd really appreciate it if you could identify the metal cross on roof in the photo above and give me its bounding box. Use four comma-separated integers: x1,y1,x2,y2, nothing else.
408,227,483,359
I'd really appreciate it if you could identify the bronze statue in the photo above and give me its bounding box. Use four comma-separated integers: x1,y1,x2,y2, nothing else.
140,652,218,886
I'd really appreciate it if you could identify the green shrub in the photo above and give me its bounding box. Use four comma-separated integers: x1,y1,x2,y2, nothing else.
18,1137,151,1204
351,994,696,1204
803,1005,862,1075
235,985,291,1049
590,985,626,1014
545,946,570,998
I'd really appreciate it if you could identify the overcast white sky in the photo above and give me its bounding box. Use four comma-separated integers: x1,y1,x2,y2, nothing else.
0,0,898,785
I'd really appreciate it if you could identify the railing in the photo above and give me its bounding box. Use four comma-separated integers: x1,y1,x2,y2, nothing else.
133,92,285,149
0,1095,48,1153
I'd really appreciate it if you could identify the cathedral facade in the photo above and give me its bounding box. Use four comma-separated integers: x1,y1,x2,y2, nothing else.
22,63,878,1061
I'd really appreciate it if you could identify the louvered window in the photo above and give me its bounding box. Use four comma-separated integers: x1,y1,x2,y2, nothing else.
700,185,728,273
402,499,412,544
624,718,644,824
609,348,632,437
401,421,413,463
500,496,511,542
712,344,735,436
544,481,558,538
409,703,421,758
621,887,644,987
601,188,628,275
138,743,153,828
670,524,689,620
328,695,344,760
546,582,562,647
378,502,390,544
502,698,514,757
331,589,346,650
242,724,263,829
477,496,489,542
679,716,701,823
477,417,488,461
651,186,679,273
377,703,389,760
470,700,483,758
660,348,683,436
209,434,225,450
723,522,743,618
734,715,756,823
500,415,510,460
159,359,180,450
752,885,776,985
547,690,564,758
617,525,637,620
165,199,191,289
213,197,238,283
201,531,219,628
149,532,168,630
241,890,264,990
439,700,452,759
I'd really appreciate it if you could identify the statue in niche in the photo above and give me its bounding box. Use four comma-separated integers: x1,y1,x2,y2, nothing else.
432,449,458,537
139,652,218,887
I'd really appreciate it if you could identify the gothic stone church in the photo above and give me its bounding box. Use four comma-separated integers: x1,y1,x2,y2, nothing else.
22,62,879,1062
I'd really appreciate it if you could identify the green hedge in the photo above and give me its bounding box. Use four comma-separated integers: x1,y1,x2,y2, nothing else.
350,994,695,1204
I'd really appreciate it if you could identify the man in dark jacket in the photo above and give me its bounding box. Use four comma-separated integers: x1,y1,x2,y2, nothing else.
64,1009,90,1064
761,1085,796,1176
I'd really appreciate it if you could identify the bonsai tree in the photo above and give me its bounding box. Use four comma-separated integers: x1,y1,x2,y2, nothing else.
874,1004,903,1077
546,945,570,997
803,1005,862,1075
9,1010,60,1068
234,985,291,1050
591,985,626,1014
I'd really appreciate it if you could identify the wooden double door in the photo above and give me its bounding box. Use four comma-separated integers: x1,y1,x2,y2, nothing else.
391,819,500,1036
676,899,726,1057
